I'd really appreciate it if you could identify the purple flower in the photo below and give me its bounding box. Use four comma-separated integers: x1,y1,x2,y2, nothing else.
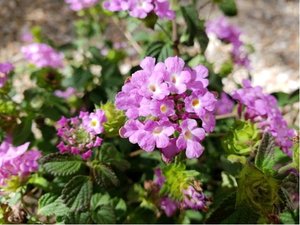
65,0,99,11
185,90,217,117
215,92,235,115
154,168,165,187
206,16,250,68
0,139,41,186
21,43,63,69
116,56,216,160
0,62,14,88
177,119,205,158
165,56,191,94
103,0,174,20
160,197,178,217
182,186,207,210
54,87,76,99
56,109,106,159
232,79,296,155
138,120,175,151
81,109,107,135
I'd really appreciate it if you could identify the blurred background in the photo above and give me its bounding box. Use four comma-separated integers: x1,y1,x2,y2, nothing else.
0,0,298,110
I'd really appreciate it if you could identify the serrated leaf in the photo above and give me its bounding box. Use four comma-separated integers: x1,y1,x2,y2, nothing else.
91,205,116,224
62,175,93,212
255,133,290,175
91,193,111,210
206,191,236,223
93,163,119,187
40,153,83,176
65,211,92,224
38,193,69,217
158,43,173,62
98,143,130,171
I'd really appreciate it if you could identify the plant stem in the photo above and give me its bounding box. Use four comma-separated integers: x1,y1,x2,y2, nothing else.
172,19,180,56
156,22,172,40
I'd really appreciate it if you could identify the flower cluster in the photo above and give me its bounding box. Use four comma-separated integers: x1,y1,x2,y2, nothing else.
103,0,175,20
232,79,295,155
154,168,208,216
21,43,64,69
56,109,107,159
65,0,99,11
206,16,250,68
0,62,14,88
215,92,234,115
116,56,217,160
0,139,41,187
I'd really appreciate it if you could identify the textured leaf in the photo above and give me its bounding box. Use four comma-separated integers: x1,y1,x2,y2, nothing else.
91,205,116,224
93,163,119,187
279,211,299,224
255,133,290,175
65,211,92,224
62,175,93,212
221,205,259,224
98,143,130,171
40,153,83,176
38,193,69,217
206,191,236,223
145,41,165,58
158,43,173,62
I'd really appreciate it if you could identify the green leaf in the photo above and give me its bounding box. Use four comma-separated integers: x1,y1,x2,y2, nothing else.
98,143,130,171
221,205,259,224
181,6,209,53
145,41,173,62
38,193,69,217
40,153,84,177
158,43,174,62
272,89,299,107
62,175,93,212
93,163,119,187
91,205,116,224
12,117,33,146
279,210,299,224
65,211,92,224
91,193,111,210
255,133,290,176
218,0,238,16
206,191,236,223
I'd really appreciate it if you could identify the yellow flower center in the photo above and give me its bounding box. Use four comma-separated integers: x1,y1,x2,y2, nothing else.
160,104,167,113
184,130,193,140
192,99,200,108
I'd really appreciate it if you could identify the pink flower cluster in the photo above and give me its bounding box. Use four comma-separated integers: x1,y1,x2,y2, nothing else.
232,79,295,155
56,109,107,159
0,62,14,88
65,0,99,11
103,0,175,19
21,43,64,69
154,169,208,216
0,139,41,186
206,16,250,68
215,92,234,115
116,56,217,160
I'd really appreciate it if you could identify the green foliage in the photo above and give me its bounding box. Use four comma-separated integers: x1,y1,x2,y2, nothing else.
100,102,126,138
62,175,93,212
12,116,34,146
161,163,199,200
218,0,238,16
223,120,260,157
145,41,174,62
92,162,119,187
236,164,279,217
38,193,69,217
255,133,290,176
40,153,84,177
90,193,116,224
181,5,209,53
